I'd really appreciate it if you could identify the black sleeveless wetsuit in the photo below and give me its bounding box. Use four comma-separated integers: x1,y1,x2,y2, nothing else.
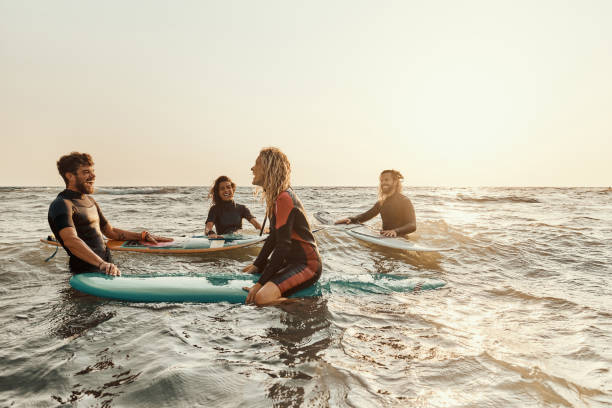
48,189,112,272
349,192,416,235
206,201,254,235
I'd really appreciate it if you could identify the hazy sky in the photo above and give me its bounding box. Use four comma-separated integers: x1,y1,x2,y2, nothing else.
1,1,610,186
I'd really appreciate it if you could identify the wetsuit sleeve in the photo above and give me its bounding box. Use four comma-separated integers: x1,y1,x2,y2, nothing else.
350,201,382,223
205,205,216,224
49,199,74,232
253,225,276,271
93,199,108,228
394,198,416,235
241,205,254,221
257,193,295,286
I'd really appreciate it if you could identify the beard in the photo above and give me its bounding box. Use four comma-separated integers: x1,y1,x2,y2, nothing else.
75,178,94,194
381,184,393,194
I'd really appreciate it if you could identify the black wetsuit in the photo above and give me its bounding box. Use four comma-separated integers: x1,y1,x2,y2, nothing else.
48,189,112,272
350,192,416,235
253,188,322,295
206,201,254,235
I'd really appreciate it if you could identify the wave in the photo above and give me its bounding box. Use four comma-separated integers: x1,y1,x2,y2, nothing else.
456,194,540,203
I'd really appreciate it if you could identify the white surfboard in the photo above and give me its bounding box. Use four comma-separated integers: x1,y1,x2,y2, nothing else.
346,225,455,252
314,211,455,252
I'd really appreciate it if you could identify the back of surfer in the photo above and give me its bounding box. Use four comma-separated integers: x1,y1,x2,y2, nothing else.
335,169,416,237
47,152,172,275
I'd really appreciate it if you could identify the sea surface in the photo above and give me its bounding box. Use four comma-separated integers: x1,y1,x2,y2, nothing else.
0,186,610,408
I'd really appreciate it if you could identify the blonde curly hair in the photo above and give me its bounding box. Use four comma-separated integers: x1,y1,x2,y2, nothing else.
256,147,291,216
378,169,404,201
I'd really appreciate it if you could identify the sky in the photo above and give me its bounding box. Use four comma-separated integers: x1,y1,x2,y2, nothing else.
1,0,610,187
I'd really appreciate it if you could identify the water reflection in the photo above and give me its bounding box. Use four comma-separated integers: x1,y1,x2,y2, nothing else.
264,298,332,406
48,287,142,407
49,287,114,340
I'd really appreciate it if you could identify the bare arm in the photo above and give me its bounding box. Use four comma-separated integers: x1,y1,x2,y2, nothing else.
248,217,262,230
101,223,173,243
204,221,223,239
59,227,120,275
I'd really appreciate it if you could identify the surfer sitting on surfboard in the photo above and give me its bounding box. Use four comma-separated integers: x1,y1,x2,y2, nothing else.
204,175,263,238
242,147,322,306
335,169,416,237
48,152,172,276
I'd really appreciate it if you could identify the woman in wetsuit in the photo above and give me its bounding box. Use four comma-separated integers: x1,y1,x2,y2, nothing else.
242,148,322,305
205,176,263,238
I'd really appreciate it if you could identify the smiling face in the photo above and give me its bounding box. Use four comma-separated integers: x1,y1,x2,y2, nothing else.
218,180,235,202
251,155,265,186
379,172,396,195
68,165,96,194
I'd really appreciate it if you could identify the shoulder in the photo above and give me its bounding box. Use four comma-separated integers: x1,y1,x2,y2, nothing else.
396,193,414,208
396,193,412,202
236,203,251,212
276,191,294,206
275,191,296,213
49,195,69,213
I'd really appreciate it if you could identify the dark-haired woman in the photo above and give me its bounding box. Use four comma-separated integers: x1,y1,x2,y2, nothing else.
205,176,262,238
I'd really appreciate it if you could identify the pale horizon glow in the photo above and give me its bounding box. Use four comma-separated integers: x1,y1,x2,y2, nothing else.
1,1,610,187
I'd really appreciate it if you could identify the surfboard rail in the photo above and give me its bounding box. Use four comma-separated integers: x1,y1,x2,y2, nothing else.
40,235,266,254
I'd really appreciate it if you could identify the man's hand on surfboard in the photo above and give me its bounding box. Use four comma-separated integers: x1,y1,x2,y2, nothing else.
99,261,121,276
380,230,397,237
334,218,351,225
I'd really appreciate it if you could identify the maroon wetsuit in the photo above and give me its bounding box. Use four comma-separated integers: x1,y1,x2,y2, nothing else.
253,188,322,295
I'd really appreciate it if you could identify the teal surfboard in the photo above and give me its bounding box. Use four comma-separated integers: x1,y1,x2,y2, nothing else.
70,273,445,303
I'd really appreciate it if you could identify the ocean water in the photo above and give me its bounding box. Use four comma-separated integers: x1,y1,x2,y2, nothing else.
0,186,610,407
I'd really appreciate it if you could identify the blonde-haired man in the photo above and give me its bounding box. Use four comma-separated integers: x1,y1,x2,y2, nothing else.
336,169,416,237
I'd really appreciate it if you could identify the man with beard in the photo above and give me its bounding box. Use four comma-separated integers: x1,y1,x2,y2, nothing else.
48,152,171,275
335,169,416,237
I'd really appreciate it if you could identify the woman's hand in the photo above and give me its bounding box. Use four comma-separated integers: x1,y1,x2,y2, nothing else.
242,264,259,274
144,232,173,244
243,283,262,304
334,218,351,225
380,229,397,237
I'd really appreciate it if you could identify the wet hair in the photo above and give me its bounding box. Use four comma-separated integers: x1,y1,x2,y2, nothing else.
257,147,291,216
378,169,404,200
56,152,94,186
209,175,236,205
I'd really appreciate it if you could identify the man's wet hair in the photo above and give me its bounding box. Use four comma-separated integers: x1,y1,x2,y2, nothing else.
380,169,404,181
57,152,94,185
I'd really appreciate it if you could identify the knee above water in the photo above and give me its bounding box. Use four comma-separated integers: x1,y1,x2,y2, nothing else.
254,290,275,306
